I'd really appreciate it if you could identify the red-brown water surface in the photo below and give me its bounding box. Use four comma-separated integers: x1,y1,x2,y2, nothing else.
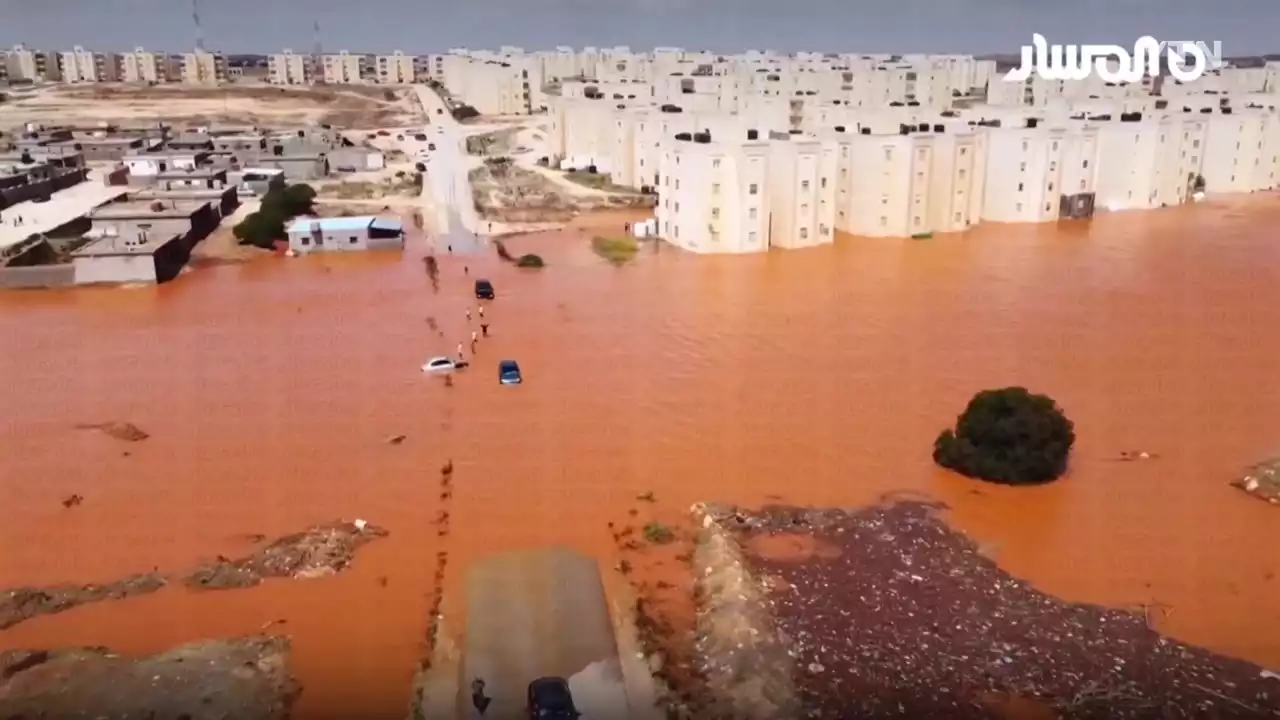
2,203,1279,718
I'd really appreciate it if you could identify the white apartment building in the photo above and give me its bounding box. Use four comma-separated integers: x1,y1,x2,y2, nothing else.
121,47,162,83
59,46,99,82
436,53,539,114
982,120,1101,223
268,50,311,85
656,133,772,253
5,44,39,81
180,50,227,85
322,51,363,84
377,51,415,84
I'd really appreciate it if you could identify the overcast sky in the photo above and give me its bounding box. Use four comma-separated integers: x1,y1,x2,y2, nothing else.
0,0,1271,55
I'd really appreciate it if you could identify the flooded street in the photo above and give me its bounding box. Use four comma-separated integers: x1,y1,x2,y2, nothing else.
2,201,1280,718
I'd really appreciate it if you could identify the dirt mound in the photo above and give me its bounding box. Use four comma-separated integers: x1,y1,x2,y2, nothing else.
185,520,389,589
74,421,149,441
1233,457,1280,505
702,501,1280,719
0,636,299,719
0,572,166,630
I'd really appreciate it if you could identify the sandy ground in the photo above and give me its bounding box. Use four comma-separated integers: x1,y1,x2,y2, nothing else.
0,82,422,131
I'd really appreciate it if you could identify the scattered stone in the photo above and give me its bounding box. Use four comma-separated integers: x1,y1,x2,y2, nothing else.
692,501,1280,718
184,520,389,590
60,494,83,508
0,636,299,719
387,434,407,445
0,572,166,630
74,421,149,442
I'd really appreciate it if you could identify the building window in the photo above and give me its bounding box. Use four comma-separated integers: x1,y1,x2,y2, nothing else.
1082,159,1089,169
884,148,893,160
960,147,967,156
801,204,809,213
749,208,757,220
1049,162,1056,171
1047,182,1054,191
801,180,810,191
799,228,809,239
350,236,359,244
711,208,720,219
1016,202,1023,212
954,212,962,222
712,183,720,194
1052,141,1059,151
1021,141,1028,151
1044,203,1051,211
820,177,827,189
674,225,679,237
675,179,680,190
674,202,680,211
820,224,829,235
300,237,310,245
748,231,758,244
1019,162,1026,172
879,216,887,227
1017,182,1024,191
1193,139,1200,149
749,183,759,195
713,159,721,168
1079,179,1086,190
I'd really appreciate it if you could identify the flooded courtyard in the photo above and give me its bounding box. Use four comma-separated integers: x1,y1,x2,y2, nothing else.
1,200,1279,718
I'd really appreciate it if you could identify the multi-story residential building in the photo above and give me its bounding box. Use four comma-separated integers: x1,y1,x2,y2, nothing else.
268,50,311,85
180,50,228,85
5,44,57,82
656,132,772,253
121,47,162,83
59,46,100,83
322,51,363,84
376,51,415,84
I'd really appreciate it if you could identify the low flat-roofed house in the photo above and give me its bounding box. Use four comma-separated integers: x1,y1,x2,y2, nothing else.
149,167,228,190
131,186,239,219
229,167,286,197
71,231,186,284
166,133,216,152
122,151,209,178
51,136,145,162
88,199,218,253
253,154,329,181
285,215,405,253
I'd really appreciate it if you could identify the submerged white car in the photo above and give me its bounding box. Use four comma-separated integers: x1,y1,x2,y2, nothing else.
421,356,457,373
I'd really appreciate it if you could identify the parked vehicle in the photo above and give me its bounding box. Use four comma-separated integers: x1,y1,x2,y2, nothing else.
428,142,436,151
498,360,522,385
414,133,428,141
474,279,495,299
526,677,578,719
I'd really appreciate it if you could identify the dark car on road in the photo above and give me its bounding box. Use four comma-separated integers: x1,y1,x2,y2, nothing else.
475,279,495,299
498,359,523,385
527,677,578,719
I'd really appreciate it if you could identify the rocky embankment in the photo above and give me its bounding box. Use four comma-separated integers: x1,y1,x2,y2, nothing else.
0,636,300,719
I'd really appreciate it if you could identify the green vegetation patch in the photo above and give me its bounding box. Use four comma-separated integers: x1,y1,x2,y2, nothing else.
591,235,639,266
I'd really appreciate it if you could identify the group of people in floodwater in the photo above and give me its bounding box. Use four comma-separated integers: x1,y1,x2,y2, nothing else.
456,303,489,361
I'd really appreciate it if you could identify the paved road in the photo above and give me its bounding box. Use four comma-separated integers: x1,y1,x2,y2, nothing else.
463,548,635,720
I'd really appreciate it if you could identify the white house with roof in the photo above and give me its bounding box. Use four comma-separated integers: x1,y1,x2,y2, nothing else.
285,215,405,253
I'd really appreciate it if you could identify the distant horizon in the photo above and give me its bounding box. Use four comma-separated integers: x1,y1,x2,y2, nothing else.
1,0,1274,57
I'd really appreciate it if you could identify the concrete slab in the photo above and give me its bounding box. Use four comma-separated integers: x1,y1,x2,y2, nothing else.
0,175,126,251
463,548,631,720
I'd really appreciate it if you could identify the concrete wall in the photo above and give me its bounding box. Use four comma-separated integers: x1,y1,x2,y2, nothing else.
0,264,76,288
0,169,89,211
72,253,156,285
287,227,404,253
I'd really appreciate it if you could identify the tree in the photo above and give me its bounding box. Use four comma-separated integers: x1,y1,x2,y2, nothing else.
515,253,544,268
933,387,1075,485
232,210,286,249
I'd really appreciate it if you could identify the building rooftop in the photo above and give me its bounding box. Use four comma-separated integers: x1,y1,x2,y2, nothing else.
285,215,403,234
90,200,208,219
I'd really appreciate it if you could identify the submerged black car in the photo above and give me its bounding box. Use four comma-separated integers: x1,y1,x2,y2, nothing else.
475,279,495,299
527,677,578,719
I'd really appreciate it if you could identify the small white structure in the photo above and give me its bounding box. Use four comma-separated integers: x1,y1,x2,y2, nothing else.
285,215,405,254
631,218,658,238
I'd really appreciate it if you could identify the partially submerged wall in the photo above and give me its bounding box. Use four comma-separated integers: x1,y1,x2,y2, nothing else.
690,503,798,720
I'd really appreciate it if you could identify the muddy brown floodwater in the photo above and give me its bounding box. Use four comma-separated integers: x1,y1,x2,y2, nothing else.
2,202,1280,718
